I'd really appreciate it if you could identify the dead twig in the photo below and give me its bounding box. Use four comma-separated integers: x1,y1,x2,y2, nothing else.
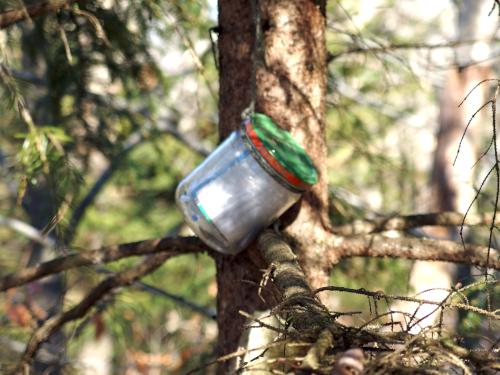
332,211,500,236
314,283,499,321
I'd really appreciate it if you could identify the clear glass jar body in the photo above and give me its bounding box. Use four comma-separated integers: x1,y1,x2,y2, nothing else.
175,130,301,254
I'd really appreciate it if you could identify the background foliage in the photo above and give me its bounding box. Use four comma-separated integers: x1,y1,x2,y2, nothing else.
0,0,498,373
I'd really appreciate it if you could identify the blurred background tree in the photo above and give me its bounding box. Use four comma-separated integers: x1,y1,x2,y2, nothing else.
0,0,498,374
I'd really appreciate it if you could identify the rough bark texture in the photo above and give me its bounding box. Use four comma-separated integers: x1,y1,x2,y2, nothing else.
256,0,330,290
331,235,499,269
217,0,328,371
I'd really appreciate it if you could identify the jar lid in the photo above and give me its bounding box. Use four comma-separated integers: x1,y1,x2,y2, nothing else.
244,113,318,190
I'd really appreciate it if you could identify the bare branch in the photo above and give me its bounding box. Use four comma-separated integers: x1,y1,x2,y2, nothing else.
10,69,46,86
3,226,497,294
328,38,500,61
133,280,217,319
329,234,500,269
0,215,54,247
15,252,170,373
315,284,499,321
0,0,79,29
0,236,208,291
88,94,212,156
249,232,497,372
332,211,500,236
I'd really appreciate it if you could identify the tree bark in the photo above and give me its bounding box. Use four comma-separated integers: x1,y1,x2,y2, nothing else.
217,0,328,371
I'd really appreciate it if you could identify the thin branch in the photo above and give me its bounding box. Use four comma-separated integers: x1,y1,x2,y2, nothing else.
329,234,500,269
164,6,218,102
65,100,211,242
91,266,217,319
14,252,170,373
88,94,212,156
10,69,46,86
314,284,499,321
0,200,216,322
0,336,59,364
3,229,497,292
65,131,148,243
454,100,492,166
185,339,298,375
0,0,79,29
0,215,54,247
332,211,500,236
241,232,498,372
0,236,208,291
458,79,499,108
485,82,500,314
328,38,500,62
488,0,500,16
133,280,217,319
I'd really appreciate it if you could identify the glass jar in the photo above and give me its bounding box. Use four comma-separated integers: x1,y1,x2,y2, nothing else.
175,113,317,254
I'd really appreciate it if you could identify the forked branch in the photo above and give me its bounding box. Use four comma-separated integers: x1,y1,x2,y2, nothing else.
2,228,497,293
253,231,498,373
0,236,207,291
14,252,171,374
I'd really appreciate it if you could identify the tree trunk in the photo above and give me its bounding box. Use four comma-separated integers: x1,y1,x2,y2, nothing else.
402,0,496,332
216,0,328,371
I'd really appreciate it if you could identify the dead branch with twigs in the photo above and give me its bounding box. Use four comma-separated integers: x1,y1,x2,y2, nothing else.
1,227,498,293
225,231,499,374
0,236,207,292
2,218,498,371
11,252,171,374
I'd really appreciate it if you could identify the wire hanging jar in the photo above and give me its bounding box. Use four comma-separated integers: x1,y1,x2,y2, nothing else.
175,113,317,254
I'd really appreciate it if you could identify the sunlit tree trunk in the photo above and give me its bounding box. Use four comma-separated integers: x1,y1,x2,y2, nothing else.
403,0,496,332
217,0,328,371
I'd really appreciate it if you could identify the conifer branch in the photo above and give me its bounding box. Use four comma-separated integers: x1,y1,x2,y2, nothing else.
14,252,170,373
0,236,208,291
0,0,79,29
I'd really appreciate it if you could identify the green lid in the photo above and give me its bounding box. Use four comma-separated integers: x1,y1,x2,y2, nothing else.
248,113,318,187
